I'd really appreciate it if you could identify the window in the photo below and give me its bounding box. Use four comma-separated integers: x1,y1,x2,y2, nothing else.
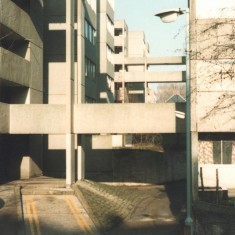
198,133,235,164
213,141,232,164
85,57,96,79
84,19,95,45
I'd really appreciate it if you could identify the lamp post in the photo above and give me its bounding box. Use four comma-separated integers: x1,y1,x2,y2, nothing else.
155,8,193,235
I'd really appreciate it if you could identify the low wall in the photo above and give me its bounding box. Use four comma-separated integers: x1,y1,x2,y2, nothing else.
85,149,186,184
199,164,235,189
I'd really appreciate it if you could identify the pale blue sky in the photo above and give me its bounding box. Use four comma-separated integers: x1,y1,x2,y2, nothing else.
115,0,188,56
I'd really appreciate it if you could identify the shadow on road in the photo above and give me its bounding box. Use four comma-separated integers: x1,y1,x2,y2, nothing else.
164,180,186,217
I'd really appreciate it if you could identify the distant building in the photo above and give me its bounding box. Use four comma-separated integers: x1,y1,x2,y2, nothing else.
166,94,186,103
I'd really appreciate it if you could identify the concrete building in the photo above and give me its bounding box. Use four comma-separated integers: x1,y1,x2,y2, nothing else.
97,0,115,103
0,0,43,180
114,20,149,103
0,0,186,184
189,0,235,194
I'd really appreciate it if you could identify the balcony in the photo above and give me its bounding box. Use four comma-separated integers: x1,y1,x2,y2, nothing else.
1,0,30,40
0,0,41,46
114,36,124,47
0,47,30,87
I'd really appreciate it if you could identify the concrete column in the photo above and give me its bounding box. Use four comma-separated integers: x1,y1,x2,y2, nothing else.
77,143,85,180
66,0,75,185
66,134,75,184
76,0,86,181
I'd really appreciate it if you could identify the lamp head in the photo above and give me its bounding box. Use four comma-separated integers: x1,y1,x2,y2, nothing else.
155,8,184,23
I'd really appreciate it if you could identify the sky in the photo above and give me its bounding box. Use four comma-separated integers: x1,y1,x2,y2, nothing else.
115,0,188,57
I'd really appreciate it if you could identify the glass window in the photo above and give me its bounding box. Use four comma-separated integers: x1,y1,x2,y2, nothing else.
213,141,232,164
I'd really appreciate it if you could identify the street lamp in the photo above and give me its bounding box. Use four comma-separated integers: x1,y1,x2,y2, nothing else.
155,8,193,235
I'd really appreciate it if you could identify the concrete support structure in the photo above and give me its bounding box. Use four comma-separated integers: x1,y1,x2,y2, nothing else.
65,0,75,185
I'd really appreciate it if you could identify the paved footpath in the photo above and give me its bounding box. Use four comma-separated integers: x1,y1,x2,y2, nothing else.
0,185,19,235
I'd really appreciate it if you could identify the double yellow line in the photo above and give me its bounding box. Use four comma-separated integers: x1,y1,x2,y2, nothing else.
24,195,94,235
24,195,42,235
64,196,94,235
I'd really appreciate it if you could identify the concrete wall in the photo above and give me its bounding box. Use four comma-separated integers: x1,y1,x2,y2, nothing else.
198,164,235,189
85,148,186,183
190,0,235,203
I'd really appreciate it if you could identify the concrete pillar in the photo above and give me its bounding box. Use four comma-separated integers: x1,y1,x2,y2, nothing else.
65,0,75,185
66,134,75,184
77,145,85,180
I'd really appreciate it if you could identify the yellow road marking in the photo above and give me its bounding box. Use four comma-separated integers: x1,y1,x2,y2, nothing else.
31,199,42,235
24,196,41,235
67,197,93,234
25,196,35,235
64,196,93,234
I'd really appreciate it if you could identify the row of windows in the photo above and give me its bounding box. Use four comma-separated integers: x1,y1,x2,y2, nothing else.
85,57,96,79
85,19,95,45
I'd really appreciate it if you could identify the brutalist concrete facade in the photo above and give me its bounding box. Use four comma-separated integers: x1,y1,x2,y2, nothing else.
0,0,188,184
0,0,43,181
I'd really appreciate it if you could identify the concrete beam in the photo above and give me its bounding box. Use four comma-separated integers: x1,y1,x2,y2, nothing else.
115,71,186,83
125,56,186,65
9,104,186,134
10,104,66,134
74,103,186,134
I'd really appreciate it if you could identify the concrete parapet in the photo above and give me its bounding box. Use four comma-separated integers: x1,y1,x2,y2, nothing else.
0,48,30,86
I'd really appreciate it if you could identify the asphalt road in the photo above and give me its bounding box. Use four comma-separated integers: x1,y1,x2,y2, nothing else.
22,194,100,235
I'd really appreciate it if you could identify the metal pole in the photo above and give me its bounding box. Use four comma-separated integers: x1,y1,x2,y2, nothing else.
66,0,75,185
185,8,193,235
